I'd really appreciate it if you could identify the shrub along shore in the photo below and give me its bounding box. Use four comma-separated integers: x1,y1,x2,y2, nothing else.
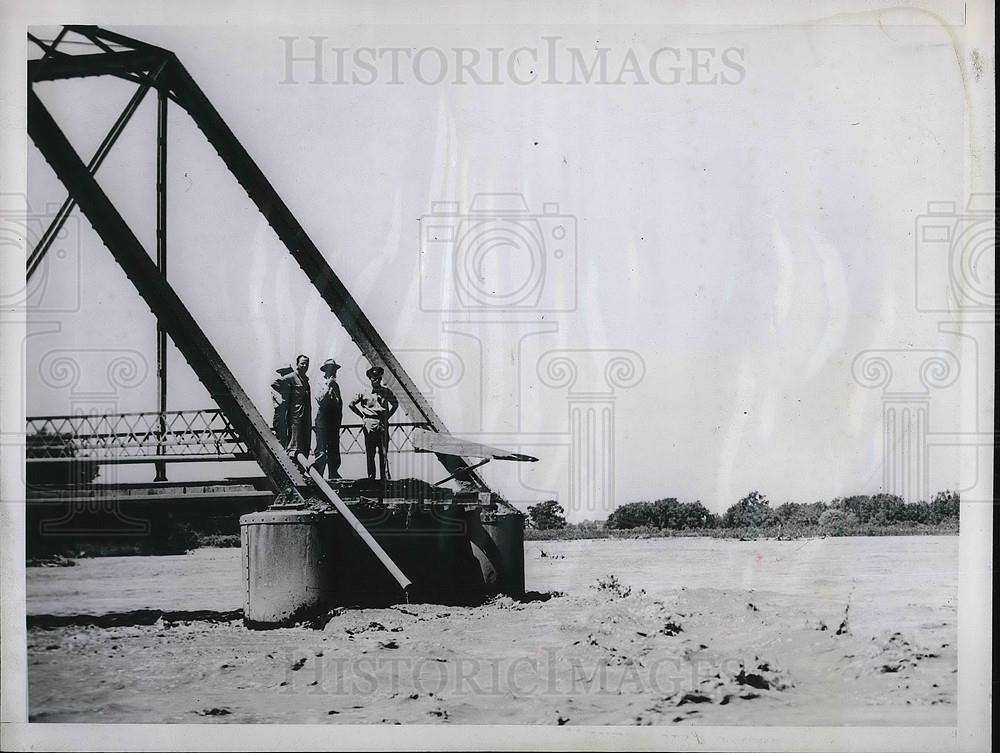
524,520,959,542
525,491,961,541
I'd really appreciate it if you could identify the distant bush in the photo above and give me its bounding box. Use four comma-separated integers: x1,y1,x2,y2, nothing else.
195,533,241,548
572,519,608,534
771,501,825,526
527,499,568,530
25,429,100,487
900,501,934,524
829,492,960,526
722,491,771,528
530,489,961,543
605,502,651,529
606,498,716,530
818,509,859,535
930,490,960,522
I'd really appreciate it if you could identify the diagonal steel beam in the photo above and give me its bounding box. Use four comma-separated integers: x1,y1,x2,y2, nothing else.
27,31,69,60
27,89,308,497
28,80,156,280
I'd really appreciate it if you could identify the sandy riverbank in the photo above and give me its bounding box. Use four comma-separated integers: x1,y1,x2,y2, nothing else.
26,536,956,725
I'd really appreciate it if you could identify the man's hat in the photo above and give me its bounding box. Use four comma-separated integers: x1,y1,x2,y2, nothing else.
275,365,294,376
365,365,385,379
320,358,341,373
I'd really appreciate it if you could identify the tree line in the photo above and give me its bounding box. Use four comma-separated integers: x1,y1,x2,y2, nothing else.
527,491,961,532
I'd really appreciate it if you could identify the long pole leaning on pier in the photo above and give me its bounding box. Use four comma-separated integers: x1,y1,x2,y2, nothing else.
296,454,412,595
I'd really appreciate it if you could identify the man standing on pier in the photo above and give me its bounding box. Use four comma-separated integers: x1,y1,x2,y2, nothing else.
349,365,399,480
271,354,312,458
313,358,343,480
270,364,293,446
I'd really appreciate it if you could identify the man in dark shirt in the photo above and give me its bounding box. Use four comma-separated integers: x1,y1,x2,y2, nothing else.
349,365,399,480
271,354,311,458
270,364,293,446
313,358,343,480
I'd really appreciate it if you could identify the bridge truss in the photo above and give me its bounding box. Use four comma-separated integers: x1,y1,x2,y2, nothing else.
26,26,489,498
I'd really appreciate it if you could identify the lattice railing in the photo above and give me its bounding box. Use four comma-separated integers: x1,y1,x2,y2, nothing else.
25,408,432,463
26,409,247,461
339,422,430,455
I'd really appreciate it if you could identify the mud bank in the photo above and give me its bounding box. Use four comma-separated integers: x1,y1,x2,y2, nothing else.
28,590,955,725
26,536,957,725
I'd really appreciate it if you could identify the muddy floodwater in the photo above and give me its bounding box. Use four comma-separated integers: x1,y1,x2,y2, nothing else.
27,536,956,725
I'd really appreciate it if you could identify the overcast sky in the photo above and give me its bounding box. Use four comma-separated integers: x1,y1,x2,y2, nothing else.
25,18,971,518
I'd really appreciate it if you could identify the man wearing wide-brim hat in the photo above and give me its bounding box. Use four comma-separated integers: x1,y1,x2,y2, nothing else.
349,364,399,480
313,358,344,480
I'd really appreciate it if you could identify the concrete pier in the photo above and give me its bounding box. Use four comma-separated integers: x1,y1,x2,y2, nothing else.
240,496,525,627
240,508,333,627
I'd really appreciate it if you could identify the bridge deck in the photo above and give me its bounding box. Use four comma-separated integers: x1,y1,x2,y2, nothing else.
26,476,481,507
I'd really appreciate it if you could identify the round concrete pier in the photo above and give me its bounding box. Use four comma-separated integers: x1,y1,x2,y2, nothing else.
475,512,525,597
241,500,526,623
240,508,333,628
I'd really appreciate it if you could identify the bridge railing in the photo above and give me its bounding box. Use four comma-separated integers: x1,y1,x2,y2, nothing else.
25,409,432,464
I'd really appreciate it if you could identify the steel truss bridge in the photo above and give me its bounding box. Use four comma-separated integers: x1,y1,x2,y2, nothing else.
26,409,430,464
26,26,493,501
